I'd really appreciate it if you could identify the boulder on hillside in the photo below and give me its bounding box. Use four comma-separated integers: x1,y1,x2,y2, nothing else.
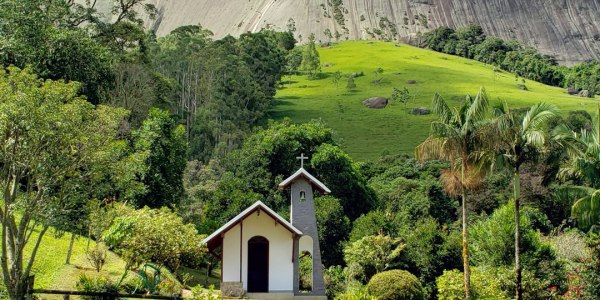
579,90,590,98
411,107,431,115
363,97,388,109
348,72,364,78
407,80,417,84
567,87,579,95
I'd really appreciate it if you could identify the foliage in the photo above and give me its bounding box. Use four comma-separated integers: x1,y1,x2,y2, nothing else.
87,244,108,272
436,268,509,300
335,284,373,300
301,33,321,78
349,211,400,242
470,201,540,266
299,252,313,291
102,205,207,271
325,266,347,300
190,284,222,300
577,233,600,298
311,144,377,220
391,87,411,111
346,76,357,90
0,0,115,103
344,234,404,283
150,26,287,161
238,30,288,98
367,270,423,300
399,218,462,290
0,66,128,300
76,275,120,300
316,196,351,267
470,201,567,295
133,108,187,208
558,110,600,230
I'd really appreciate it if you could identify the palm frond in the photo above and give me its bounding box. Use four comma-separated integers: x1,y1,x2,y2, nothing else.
521,102,559,132
523,129,546,148
572,189,600,230
431,93,452,124
465,87,489,127
440,162,486,197
431,121,460,140
415,137,450,162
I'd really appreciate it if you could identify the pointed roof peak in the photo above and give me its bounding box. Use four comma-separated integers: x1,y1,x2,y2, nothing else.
278,168,331,194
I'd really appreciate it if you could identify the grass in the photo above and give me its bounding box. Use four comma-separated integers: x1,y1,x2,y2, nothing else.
269,41,599,161
2,225,218,299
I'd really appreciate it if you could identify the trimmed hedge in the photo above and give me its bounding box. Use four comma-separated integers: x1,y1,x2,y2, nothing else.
367,269,423,300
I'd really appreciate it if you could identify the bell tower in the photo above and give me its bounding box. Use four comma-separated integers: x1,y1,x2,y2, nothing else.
278,154,330,297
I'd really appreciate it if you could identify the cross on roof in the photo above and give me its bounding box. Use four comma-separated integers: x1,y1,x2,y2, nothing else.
296,153,308,168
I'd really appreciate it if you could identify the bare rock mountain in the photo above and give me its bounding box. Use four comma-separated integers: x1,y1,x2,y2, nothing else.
141,0,600,65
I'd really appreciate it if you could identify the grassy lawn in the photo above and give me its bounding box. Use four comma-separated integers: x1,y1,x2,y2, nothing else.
269,41,599,161
3,226,217,299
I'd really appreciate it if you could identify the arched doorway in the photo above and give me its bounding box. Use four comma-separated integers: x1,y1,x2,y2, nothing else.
247,236,269,292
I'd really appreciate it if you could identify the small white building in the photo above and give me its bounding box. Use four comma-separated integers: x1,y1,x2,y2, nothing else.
203,163,329,300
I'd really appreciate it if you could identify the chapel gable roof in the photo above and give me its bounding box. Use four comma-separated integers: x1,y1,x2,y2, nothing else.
277,168,331,194
202,201,302,251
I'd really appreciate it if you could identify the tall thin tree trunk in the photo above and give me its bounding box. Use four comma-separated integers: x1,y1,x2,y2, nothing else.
513,171,522,300
462,163,472,300
65,233,76,265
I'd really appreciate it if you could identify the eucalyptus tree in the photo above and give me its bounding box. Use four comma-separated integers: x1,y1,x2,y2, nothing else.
0,67,128,300
415,87,489,299
485,102,559,300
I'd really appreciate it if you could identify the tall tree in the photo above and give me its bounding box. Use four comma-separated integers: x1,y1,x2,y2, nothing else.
415,87,490,299
134,108,187,208
486,102,559,299
300,33,320,78
0,67,128,300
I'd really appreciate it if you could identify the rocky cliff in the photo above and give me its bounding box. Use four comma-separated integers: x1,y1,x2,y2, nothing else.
141,0,600,65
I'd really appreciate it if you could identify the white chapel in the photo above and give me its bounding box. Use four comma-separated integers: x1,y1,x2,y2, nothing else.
202,155,329,300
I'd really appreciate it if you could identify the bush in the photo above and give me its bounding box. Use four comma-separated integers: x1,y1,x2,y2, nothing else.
367,270,423,300
76,275,120,300
344,235,404,283
325,266,347,300
436,268,508,300
336,284,372,300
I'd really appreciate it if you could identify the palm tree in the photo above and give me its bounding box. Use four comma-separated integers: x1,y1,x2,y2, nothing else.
485,102,559,300
416,87,489,300
558,107,600,230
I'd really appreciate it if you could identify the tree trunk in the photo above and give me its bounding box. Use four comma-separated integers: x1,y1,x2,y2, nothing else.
513,171,522,300
461,164,472,300
65,233,76,264
461,190,472,300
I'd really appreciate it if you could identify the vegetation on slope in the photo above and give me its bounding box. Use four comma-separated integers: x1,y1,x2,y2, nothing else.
271,41,598,161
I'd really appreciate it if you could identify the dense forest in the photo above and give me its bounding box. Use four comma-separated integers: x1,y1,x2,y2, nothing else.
0,1,599,300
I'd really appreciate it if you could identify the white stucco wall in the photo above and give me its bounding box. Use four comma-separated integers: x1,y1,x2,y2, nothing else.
299,235,313,254
222,210,295,292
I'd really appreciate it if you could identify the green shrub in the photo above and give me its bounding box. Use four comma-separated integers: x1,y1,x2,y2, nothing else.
436,268,508,300
76,275,120,300
435,266,553,299
367,270,423,300
335,284,372,300
325,265,346,300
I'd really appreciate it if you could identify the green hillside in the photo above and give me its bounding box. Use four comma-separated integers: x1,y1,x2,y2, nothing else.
269,41,598,161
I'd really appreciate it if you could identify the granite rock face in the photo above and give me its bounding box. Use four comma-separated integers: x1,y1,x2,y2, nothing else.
132,0,600,65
